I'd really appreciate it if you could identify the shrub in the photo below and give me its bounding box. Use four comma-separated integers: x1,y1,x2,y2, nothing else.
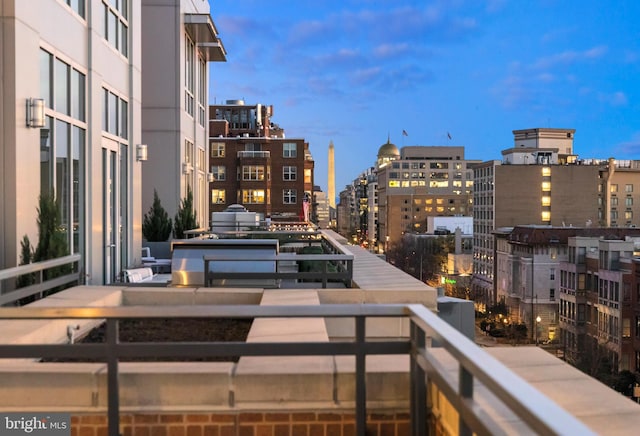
173,186,197,239
143,190,172,242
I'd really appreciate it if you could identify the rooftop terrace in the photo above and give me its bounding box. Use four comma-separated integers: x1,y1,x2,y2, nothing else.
0,230,637,435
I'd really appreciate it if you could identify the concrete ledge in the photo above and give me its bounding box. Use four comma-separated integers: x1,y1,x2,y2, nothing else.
0,287,122,352
0,363,104,409
112,362,235,409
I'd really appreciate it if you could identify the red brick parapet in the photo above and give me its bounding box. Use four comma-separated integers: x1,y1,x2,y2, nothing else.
72,411,411,436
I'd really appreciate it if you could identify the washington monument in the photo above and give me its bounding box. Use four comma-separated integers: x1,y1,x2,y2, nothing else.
328,141,336,209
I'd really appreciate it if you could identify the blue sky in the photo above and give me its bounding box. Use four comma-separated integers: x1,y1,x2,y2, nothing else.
208,0,640,194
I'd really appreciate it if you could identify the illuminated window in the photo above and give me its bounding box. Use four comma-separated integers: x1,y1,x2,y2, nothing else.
211,142,225,157
436,198,444,205
211,189,225,204
453,180,462,187
410,180,420,187
625,211,633,220
401,181,410,187
388,180,400,187
436,206,444,213
429,181,449,188
425,207,433,212
542,211,551,221
242,189,265,204
466,181,473,187
542,167,551,176
541,196,551,206
611,184,618,193
426,199,433,205
242,166,265,181
542,181,551,191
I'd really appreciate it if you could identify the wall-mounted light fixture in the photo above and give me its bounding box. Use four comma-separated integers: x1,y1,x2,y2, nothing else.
136,144,148,161
207,173,215,183
182,162,193,174
27,98,46,128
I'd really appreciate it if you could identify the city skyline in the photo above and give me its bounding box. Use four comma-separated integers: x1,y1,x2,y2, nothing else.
208,0,640,194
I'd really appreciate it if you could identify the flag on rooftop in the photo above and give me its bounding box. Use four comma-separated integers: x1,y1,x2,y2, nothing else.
402,129,408,136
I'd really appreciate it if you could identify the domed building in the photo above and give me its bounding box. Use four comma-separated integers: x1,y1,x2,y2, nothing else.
376,136,400,168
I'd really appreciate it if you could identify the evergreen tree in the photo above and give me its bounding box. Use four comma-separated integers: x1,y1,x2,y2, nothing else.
173,185,197,239
143,190,173,241
34,191,69,263
17,235,35,288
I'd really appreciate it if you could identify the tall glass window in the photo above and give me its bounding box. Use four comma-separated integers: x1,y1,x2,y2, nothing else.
40,50,53,108
55,59,70,115
40,50,87,256
103,0,128,57
185,36,195,116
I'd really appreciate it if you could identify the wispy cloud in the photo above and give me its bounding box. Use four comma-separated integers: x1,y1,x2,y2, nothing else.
614,132,640,155
601,91,628,107
373,43,411,59
532,45,608,70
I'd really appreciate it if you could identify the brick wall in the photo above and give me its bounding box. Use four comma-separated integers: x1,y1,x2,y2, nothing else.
72,411,410,436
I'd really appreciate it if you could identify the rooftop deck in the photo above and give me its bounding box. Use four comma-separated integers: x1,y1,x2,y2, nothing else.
0,230,637,435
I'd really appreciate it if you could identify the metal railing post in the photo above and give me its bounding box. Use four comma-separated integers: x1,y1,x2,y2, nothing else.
355,315,366,436
459,366,473,436
410,320,427,436
106,318,120,436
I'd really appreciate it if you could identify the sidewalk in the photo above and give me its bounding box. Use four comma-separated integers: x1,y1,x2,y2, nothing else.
474,326,499,347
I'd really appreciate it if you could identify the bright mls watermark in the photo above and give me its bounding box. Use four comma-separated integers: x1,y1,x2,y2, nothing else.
1,414,70,435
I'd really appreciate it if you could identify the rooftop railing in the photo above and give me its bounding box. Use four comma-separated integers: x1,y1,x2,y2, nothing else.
0,254,82,306
0,304,595,436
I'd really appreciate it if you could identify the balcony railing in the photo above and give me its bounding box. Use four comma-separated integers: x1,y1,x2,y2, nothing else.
237,150,270,158
0,254,82,306
203,252,354,288
0,304,595,436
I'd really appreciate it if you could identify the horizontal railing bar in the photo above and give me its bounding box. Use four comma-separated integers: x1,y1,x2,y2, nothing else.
0,304,409,320
0,341,410,359
207,272,350,281
0,272,81,306
0,254,81,280
203,254,354,261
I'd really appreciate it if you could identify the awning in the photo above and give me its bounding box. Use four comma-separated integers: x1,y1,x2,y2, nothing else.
184,13,227,62
198,41,227,62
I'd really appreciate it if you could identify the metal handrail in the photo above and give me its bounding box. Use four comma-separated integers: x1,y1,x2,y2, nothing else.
0,304,595,436
0,254,82,306
203,253,354,288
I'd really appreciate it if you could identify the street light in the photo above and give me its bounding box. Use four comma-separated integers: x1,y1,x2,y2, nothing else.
536,316,541,346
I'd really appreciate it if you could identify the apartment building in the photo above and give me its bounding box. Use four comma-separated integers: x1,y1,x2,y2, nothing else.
559,235,640,373
471,128,640,308
0,0,143,283
141,0,226,230
208,100,314,221
0,0,225,284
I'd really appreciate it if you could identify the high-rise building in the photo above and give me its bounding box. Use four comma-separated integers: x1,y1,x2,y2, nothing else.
472,128,640,308
208,100,314,221
141,0,226,231
377,144,478,253
313,186,330,229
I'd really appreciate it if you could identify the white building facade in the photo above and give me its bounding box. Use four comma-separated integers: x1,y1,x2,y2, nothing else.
1,0,142,283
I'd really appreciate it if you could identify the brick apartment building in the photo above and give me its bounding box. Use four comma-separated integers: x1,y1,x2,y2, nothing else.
208,100,314,221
